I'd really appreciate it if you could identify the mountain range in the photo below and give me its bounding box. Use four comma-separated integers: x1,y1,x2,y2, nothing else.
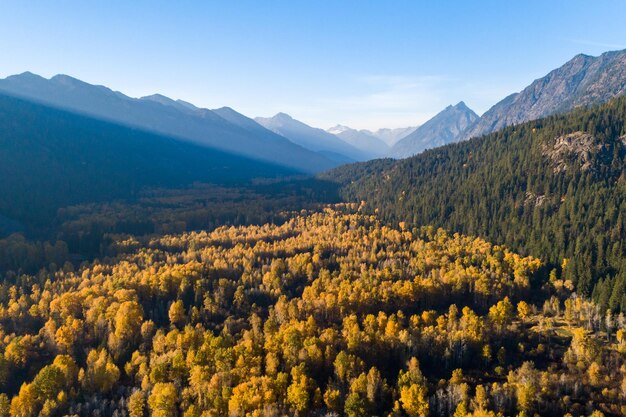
0,72,338,173
1,49,625,206
460,49,626,140
381,49,626,159
0,50,624,173
0,92,297,229
0,72,468,166
255,113,368,163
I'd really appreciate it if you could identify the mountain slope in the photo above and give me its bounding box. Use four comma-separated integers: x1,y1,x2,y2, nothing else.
327,125,389,158
0,92,296,229
461,49,626,140
0,72,337,173
325,96,626,312
388,102,478,158
255,113,368,162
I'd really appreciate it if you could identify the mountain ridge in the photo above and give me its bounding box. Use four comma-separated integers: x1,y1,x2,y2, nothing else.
0,72,338,173
460,49,626,140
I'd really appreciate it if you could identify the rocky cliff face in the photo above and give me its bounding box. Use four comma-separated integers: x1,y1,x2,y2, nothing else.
461,50,626,140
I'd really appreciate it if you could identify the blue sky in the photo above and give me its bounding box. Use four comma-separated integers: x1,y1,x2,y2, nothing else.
1,1,626,130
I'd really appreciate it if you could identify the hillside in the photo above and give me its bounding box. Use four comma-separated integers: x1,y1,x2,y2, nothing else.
0,93,298,230
0,72,337,173
461,49,626,140
325,97,626,312
389,102,478,158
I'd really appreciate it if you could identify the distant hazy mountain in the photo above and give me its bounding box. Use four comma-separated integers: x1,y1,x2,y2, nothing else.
0,72,336,173
367,126,418,146
461,49,626,140
255,113,368,162
0,92,296,228
327,125,389,158
389,102,478,158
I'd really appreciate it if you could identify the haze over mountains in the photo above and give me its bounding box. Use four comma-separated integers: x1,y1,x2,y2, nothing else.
0,92,298,229
368,126,419,146
0,72,338,173
0,71,424,169
326,125,389,158
0,49,625,181
255,113,369,163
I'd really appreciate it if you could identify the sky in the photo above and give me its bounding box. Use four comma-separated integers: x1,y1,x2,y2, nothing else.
1,1,626,130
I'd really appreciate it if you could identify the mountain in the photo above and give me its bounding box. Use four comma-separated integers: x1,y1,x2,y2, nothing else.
324,96,626,312
255,113,368,163
0,92,297,229
0,72,337,173
461,49,626,140
367,126,418,146
326,125,389,158
388,102,478,158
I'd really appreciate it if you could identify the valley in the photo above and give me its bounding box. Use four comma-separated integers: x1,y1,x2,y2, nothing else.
0,6,625,415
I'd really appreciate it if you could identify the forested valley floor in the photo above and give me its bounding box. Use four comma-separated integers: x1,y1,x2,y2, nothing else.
0,205,623,417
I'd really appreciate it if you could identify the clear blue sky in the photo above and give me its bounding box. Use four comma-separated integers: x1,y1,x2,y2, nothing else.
1,1,625,130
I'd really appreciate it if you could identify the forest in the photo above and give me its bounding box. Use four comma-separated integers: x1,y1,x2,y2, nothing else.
326,97,626,313
0,205,622,417
0,179,338,275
